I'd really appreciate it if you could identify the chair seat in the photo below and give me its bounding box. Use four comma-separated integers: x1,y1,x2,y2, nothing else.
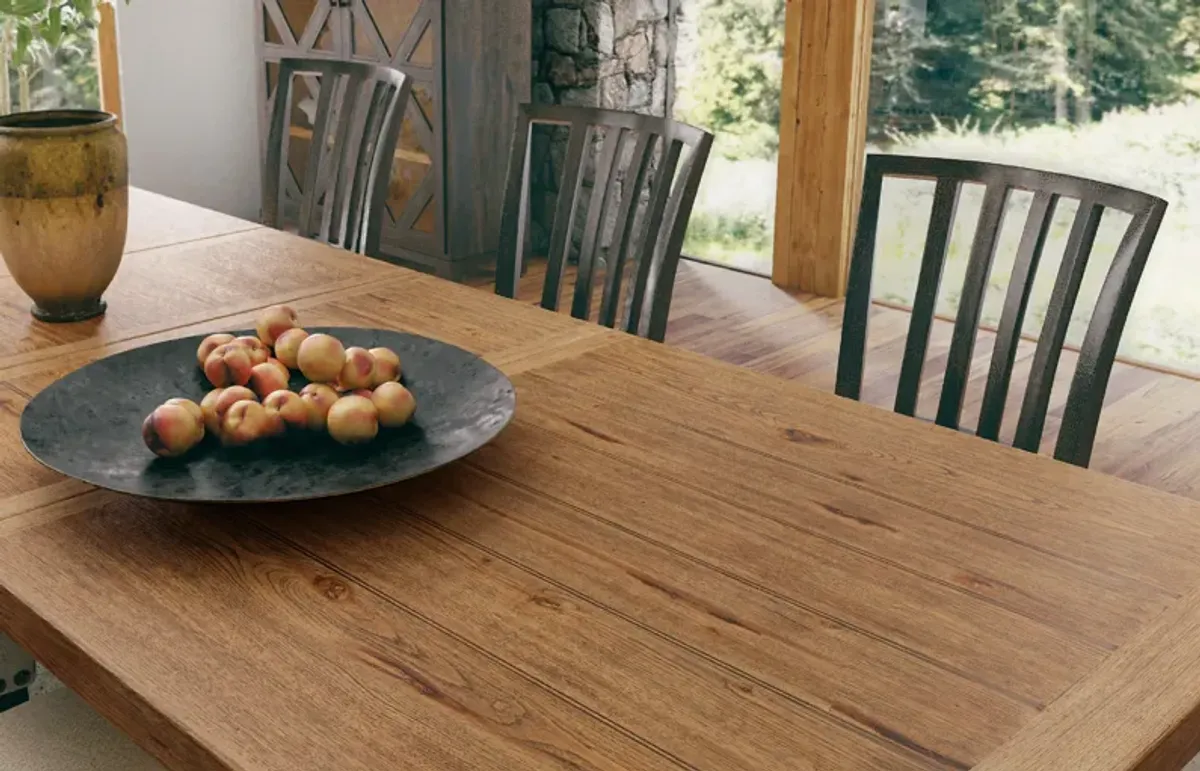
0,689,163,770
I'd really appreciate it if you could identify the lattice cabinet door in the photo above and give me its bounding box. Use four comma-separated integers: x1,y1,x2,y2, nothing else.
345,0,445,262
257,0,351,226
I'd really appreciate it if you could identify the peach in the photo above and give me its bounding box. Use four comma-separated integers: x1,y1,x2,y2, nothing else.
255,305,299,347
164,398,205,435
349,389,374,399
221,400,275,446
338,347,376,390
249,362,290,399
200,388,226,435
299,383,339,431
326,395,379,445
273,328,309,369
142,403,204,458
204,344,254,388
371,382,417,428
266,357,290,379
263,390,308,431
234,336,270,366
369,347,401,386
196,333,235,367
212,386,257,437
297,333,346,383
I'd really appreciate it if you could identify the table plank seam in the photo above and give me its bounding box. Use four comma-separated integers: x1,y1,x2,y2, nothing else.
0,490,113,538
409,509,973,771
123,225,265,257
0,274,414,379
241,518,703,771
462,460,1047,712
0,479,96,523
510,383,1128,651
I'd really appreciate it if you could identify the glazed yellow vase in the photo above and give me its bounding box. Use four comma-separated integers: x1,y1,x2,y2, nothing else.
0,110,128,322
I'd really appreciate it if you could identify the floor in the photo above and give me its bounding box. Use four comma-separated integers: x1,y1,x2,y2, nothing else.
4,256,1200,769
501,258,1200,502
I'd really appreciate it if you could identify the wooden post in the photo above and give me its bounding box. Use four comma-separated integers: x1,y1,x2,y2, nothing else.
97,0,123,122
773,0,875,297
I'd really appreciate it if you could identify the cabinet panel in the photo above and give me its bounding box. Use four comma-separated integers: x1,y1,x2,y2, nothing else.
350,0,423,65
262,0,339,54
256,0,529,277
348,0,445,260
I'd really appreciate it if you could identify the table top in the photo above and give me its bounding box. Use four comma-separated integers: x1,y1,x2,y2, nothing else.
1,189,1200,771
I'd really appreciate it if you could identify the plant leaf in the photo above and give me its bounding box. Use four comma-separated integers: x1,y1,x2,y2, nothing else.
42,5,62,49
0,0,49,18
14,20,32,66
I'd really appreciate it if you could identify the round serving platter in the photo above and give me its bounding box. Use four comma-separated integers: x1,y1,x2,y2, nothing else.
20,327,516,503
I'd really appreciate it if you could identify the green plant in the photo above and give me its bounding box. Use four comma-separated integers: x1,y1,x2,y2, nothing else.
678,0,784,161
0,0,112,113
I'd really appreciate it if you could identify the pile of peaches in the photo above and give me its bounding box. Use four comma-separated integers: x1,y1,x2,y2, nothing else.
141,305,417,458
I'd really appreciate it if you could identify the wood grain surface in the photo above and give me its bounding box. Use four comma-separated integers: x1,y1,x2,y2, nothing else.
2,193,1200,770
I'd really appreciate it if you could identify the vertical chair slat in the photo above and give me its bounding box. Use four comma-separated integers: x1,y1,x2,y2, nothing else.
625,138,683,335
297,71,337,240
572,127,625,321
542,121,592,312
323,71,368,248
835,161,887,401
645,132,713,343
313,73,349,242
598,130,655,329
977,191,1059,441
935,182,1011,430
362,78,410,257
894,178,961,416
338,80,385,253
495,109,533,299
1055,203,1167,466
262,64,295,231
1013,201,1104,453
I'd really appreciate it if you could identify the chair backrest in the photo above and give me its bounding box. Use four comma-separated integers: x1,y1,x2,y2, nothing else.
263,58,411,257
836,154,1168,467
495,104,714,343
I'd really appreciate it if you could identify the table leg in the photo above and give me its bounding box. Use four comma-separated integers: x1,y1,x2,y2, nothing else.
0,635,35,712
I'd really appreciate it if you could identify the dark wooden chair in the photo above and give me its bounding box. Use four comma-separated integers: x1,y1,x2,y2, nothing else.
263,58,411,257
495,104,714,343
836,154,1168,467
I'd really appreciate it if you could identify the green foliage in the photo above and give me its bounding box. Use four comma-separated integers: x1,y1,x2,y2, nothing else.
892,0,1200,133
678,0,784,160
680,0,1200,156
0,0,102,112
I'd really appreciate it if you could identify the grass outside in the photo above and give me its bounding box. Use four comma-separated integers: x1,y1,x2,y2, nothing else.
682,99,1200,373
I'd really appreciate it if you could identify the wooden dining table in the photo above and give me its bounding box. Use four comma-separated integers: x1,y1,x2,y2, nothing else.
1,189,1200,770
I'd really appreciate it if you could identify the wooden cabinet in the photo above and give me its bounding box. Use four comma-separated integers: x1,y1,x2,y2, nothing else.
256,0,530,279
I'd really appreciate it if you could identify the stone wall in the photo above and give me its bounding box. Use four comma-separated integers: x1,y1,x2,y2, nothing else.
528,0,678,255
533,0,673,114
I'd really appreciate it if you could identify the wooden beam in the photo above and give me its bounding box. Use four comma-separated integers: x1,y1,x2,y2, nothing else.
97,0,123,122
773,0,875,297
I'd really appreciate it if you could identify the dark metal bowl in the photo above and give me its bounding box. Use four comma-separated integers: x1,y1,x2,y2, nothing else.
20,328,516,503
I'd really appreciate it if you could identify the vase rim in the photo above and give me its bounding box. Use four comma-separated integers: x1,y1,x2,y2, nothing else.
0,109,117,136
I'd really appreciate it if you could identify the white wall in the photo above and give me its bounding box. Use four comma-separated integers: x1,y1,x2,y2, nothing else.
115,0,262,220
